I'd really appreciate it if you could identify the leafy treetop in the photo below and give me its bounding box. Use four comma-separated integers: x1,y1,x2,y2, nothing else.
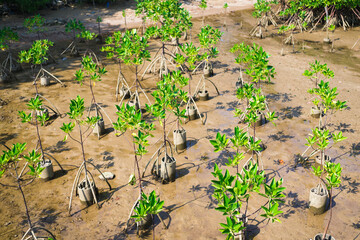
120,29,151,66
131,190,165,222
24,14,45,34
18,39,53,66
75,56,107,85
0,143,44,178
0,27,18,51
18,96,49,126
60,96,100,141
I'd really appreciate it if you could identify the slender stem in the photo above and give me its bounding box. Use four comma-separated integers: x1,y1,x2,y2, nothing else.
152,214,155,240
33,82,45,163
236,148,239,175
132,135,143,194
89,78,98,115
322,188,333,240
34,111,45,163
14,162,33,230
244,197,249,220
135,65,139,91
163,117,167,157
78,122,89,182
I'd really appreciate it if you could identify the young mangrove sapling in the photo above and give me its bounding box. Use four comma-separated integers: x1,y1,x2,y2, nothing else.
75,55,110,138
19,96,64,179
113,103,167,234
0,27,19,74
19,39,63,86
0,143,56,239
60,96,111,213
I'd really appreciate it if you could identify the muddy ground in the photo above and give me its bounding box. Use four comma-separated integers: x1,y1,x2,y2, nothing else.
1,3,360,240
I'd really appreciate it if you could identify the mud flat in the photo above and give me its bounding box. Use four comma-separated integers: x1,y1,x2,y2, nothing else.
0,5,360,240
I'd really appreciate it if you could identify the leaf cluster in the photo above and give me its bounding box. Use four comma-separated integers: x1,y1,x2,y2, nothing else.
121,29,150,66
305,127,346,151
174,42,204,71
18,39,53,66
0,143,43,178
131,190,164,222
75,56,107,85
0,27,19,51
211,162,285,239
252,0,277,18
235,89,277,126
231,42,276,84
312,162,342,190
147,71,188,123
197,25,223,59
141,0,192,41
65,19,85,34
76,30,98,41
60,96,100,141
24,14,45,33
209,127,262,159
303,60,334,86
101,31,123,60
308,80,347,114
18,96,49,126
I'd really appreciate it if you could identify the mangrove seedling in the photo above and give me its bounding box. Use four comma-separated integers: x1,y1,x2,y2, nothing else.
76,29,100,64
173,42,206,124
308,80,347,128
234,88,277,167
19,39,63,86
131,190,165,236
199,0,207,26
0,143,56,239
101,31,130,101
278,24,296,52
0,27,20,74
19,96,64,180
231,42,276,87
24,14,46,40
312,162,342,240
303,60,334,88
75,55,110,139
60,96,111,213
194,25,223,76
141,0,193,79
61,19,85,56
223,2,229,26
113,103,168,234
302,127,346,166
96,16,102,38
210,161,285,239
117,29,151,114
250,0,278,38
145,71,188,182
122,10,127,30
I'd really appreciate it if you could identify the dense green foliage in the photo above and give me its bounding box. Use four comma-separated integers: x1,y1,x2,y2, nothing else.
231,42,275,84
0,0,50,14
18,39,53,66
140,0,192,41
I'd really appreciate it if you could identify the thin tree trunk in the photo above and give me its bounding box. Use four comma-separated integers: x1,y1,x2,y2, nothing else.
322,188,333,240
14,163,33,230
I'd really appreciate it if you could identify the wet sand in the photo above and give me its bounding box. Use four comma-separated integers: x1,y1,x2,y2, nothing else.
1,5,360,240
